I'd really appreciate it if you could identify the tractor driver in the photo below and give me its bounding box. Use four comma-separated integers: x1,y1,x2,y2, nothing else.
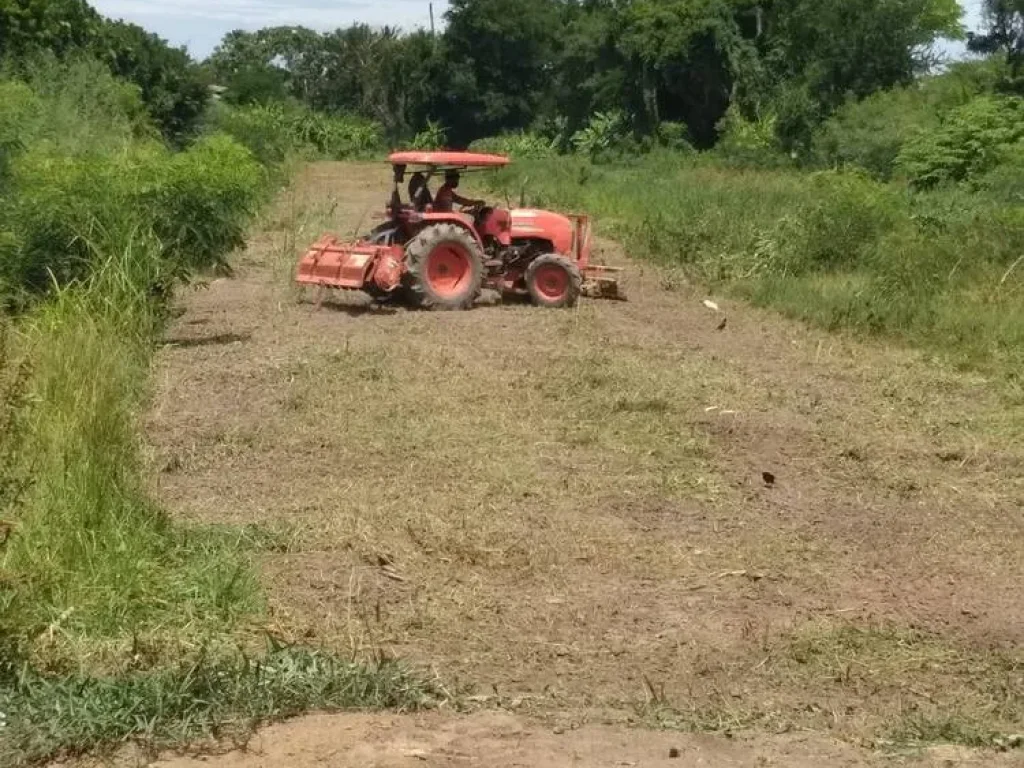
433,170,484,213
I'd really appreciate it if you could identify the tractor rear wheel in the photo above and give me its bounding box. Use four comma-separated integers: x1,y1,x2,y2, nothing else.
526,254,582,309
403,224,483,310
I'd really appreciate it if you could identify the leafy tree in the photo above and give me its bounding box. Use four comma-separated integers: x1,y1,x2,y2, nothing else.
442,0,563,142
93,20,209,144
896,94,1024,187
969,0,1024,82
0,0,100,59
748,0,964,149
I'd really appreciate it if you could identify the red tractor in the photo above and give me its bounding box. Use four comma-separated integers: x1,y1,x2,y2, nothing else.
295,151,622,310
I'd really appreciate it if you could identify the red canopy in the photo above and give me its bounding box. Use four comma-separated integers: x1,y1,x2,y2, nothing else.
388,151,510,168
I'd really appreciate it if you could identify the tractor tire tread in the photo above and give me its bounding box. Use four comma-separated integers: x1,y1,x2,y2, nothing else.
403,223,484,311
526,253,582,309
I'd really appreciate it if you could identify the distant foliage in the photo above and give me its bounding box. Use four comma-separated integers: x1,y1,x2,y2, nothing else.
813,60,1009,179
0,0,209,142
407,120,448,151
206,102,383,165
896,95,1024,188
469,132,558,158
570,111,631,159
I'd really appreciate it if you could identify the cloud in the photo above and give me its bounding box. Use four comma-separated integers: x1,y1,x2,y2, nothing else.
91,0,443,56
94,0,428,27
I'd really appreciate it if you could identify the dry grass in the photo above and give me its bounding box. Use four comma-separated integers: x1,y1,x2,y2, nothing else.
144,162,1024,748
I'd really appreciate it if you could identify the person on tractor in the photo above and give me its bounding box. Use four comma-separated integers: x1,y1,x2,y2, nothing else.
433,170,484,212
408,171,433,211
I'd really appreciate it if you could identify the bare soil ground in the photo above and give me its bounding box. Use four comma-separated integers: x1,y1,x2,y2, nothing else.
142,163,1022,765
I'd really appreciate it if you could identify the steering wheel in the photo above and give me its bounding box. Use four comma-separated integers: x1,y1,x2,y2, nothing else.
459,201,486,215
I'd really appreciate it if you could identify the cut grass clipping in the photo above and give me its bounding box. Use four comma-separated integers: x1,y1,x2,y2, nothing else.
0,644,440,765
634,621,1023,751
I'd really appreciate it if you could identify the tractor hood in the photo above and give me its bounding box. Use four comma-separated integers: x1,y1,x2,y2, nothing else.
509,209,576,255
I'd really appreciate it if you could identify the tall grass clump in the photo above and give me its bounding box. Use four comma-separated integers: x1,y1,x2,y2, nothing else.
1,251,262,667
0,57,439,764
0,59,271,666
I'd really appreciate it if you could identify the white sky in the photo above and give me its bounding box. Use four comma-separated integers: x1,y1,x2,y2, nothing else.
91,0,986,61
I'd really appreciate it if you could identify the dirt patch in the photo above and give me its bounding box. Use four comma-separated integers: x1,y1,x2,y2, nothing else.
143,162,1023,757
144,712,1020,768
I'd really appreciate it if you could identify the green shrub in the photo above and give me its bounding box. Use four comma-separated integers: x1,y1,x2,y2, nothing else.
0,133,264,305
570,111,632,160
407,119,447,150
140,133,266,279
469,131,558,158
713,104,790,167
656,121,695,152
206,102,383,164
896,95,1024,189
814,88,942,179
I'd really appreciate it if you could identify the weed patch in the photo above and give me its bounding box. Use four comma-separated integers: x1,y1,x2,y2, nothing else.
487,155,1024,378
0,645,440,766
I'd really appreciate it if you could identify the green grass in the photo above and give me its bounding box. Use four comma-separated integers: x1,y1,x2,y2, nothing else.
0,645,441,766
487,153,1024,381
0,57,436,764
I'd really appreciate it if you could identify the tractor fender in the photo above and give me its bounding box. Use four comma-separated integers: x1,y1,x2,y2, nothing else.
416,213,486,250
478,208,512,247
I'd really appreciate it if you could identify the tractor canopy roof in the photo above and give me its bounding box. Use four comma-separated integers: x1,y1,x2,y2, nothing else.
388,151,510,171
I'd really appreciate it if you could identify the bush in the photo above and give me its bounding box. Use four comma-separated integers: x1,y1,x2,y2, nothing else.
656,121,695,152
812,61,1006,179
140,133,266,279
0,133,264,305
814,88,942,179
206,102,383,164
469,131,558,158
896,95,1024,189
713,104,790,167
570,111,632,160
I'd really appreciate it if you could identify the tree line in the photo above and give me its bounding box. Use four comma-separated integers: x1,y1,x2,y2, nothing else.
2,0,1023,150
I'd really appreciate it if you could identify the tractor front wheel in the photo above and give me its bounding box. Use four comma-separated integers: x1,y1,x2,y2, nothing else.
526,254,582,309
404,224,484,311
